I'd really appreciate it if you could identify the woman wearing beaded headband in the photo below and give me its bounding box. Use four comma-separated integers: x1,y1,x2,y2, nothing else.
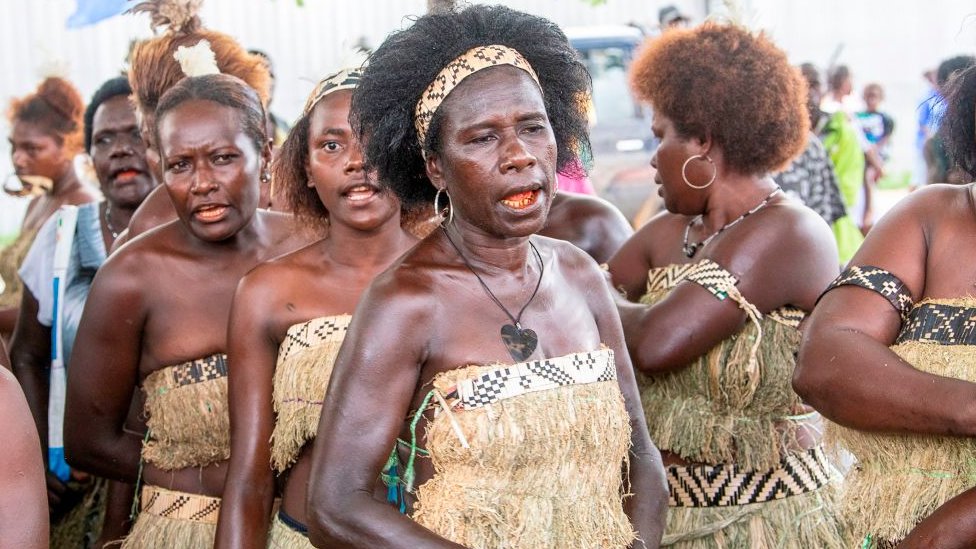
215,68,418,548
607,22,845,547
305,5,666,548
795,64,976,548
64,74,308,548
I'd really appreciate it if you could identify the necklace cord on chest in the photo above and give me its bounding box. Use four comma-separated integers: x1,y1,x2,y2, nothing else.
103,202,120,239
682,187,781,258
441,226,544,328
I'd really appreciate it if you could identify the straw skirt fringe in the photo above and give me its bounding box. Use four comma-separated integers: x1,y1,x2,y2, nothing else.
271,316,349,473
51,477,107,549
662,483,845,549
142,357,230,470
121,511,216,549
412,361,635,549
267,514,314,549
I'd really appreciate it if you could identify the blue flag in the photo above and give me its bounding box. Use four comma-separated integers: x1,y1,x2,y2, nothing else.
66,0,128,28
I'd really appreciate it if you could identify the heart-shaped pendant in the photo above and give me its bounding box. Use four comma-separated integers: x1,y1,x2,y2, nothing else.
500,324,538,362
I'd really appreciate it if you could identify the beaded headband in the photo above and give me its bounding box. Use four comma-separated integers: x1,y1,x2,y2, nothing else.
413,44,541,145
303,68,362,116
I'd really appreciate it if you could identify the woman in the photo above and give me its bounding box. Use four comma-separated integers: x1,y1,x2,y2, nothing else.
0,77,98,339
64,73,308,547
11,75,155,548
305,6,667,548
607,23,844,547
112,0,275,247
795,64,976,548
215,68,418,547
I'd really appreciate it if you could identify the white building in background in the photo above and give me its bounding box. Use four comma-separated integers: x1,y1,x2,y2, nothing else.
1,0,974,234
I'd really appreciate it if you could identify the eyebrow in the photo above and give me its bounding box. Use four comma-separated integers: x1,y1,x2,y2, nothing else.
462,111,547,132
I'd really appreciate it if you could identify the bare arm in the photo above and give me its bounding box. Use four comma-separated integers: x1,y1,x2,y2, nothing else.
64,256,146,481
614,209,837,375
897,487,976,549
10,288,51,459
795,187,976,435
585,261,667,548
306,278,465,548
606,217,661,301
0,368,48,549
215,274,280,549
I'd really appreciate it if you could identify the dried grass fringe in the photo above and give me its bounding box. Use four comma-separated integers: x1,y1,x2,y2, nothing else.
51,476,107,549
412,363,636,549
661,483,846,548
120,511,216,549
142,367,229,470
270,337,343,472
267,514,315,548
826,319,976,543
638,281,803,470
0,224,40,307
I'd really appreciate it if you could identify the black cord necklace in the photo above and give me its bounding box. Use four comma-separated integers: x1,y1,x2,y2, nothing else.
682,187,781,258
442,226,544,362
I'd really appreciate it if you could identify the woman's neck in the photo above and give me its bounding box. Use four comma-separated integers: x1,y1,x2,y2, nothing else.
324,216,414,270
699,174,779,233
442,221,532,274
50,166,82,197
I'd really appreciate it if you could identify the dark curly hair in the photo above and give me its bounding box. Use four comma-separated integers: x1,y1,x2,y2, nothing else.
155,74,267,156
83,76,132,152
350,4,591,207
937,55,975,88
7,77,85,155
940,64,976,178
274,110,325,226
630,22,809,175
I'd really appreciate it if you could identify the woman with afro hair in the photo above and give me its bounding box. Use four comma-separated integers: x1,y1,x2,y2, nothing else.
305,5,667,548
607,22,845,547
0,77,99,340
796,64,976,548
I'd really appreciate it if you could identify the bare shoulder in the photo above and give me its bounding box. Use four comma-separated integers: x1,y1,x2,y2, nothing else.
237,238,324,298
259,210,323,257
98,220,181,280
126,185,177,239
552,192,627,222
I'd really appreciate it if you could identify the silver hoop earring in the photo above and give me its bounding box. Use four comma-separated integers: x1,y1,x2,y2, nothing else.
261,169,271,184
433,187,453,226
682,154,716,190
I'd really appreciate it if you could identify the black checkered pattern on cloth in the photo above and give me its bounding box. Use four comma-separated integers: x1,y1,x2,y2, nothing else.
896,302,976,345
453,349,616,410
667,447,834,507
278,315,351,362
822,265,914,322
169,354,228,388
414,45,540,143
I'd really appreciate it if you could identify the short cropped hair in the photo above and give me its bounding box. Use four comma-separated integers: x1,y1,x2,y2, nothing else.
630,22,809,175
83,77,133,152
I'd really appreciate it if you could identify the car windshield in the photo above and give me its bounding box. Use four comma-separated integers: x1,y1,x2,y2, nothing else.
578,45,644,126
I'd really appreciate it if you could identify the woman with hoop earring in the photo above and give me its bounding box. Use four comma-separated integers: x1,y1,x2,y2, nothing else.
606,22,846,547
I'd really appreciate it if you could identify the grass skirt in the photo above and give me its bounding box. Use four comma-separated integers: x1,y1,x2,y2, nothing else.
271,315,349,473
121,486,218,549
142,355,230,470
413,352,636,549
50,476,107,549
267,513,314,549
662,483,845,548
827,318,976,544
